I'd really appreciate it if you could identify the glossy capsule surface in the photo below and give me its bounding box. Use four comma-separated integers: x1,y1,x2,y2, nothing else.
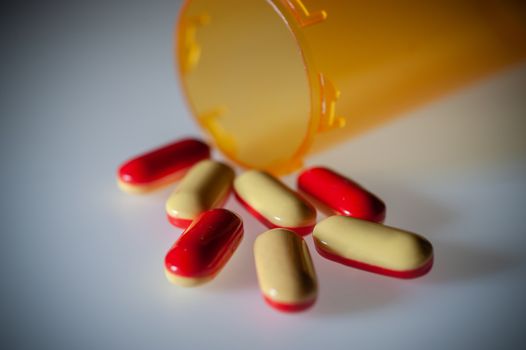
254,229,318,312
117,138,210,193
313,216,433,279
233,170,316,235
164,209,243,287
298,166,386,223
166,160,235,228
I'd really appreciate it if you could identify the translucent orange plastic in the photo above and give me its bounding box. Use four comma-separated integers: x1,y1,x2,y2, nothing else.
176,0,526,174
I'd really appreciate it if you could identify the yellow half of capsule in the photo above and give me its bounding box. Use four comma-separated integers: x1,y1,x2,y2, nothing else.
165,160,235,221
254,228,318,305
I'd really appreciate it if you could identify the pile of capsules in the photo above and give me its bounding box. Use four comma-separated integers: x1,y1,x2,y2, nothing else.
117,138,434,312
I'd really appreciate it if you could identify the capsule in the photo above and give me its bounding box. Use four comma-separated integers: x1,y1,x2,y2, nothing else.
233,170,316,235
164,209,243,287
313,216,433,278
117,138,210,193
254,229,318,312
298,166,386,223
165,160,235,228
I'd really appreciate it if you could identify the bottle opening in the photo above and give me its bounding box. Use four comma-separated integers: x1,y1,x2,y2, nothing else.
177,0,312,173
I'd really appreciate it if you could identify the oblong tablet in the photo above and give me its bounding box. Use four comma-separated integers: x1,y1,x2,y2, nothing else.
165,160,235,228
164,209,243,287
313,216,433,278
234,170,316,235
298,166,386,223
117,138,210,193
254,228,318,312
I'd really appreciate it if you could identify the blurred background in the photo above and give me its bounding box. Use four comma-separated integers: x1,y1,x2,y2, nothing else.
1,1,526,349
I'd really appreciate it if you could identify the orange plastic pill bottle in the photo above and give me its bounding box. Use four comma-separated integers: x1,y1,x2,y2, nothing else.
176,0,526,174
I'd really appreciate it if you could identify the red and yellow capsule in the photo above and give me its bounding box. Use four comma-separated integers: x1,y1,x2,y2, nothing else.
254,228,318,312
165,160,235,228
313,216,433,279
298,166,386,223
234,170,316,235
117,138,210,193
164,209,244,287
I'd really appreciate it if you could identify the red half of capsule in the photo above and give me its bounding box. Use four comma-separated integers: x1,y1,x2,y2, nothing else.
164,209,244,279
314,245,434,279
118,138,210,187
233,191,314,236
263,295,316,313
298,166,386,223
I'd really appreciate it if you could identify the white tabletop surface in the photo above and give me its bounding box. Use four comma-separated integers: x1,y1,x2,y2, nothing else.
2,1,526,349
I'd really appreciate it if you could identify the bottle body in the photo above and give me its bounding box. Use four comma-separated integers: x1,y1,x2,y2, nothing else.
177,0,526,174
